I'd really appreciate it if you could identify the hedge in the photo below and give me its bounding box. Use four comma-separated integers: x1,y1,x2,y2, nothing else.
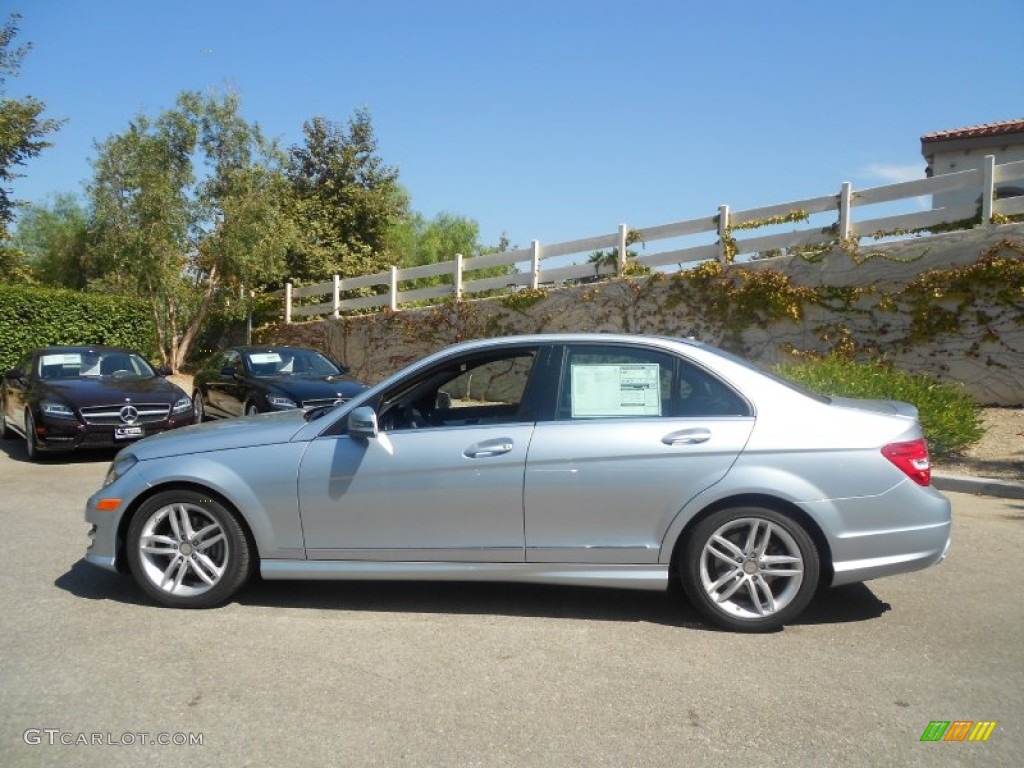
776,355,985,458
0,284,156,373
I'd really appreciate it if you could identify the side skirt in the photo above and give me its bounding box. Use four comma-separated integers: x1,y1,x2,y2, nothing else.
261,560,669,592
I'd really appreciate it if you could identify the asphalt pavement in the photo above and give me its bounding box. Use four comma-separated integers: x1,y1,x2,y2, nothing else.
0,442,1021,767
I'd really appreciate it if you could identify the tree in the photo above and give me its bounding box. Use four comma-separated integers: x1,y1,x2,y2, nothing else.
285,110,408,282
0,14,65,239
88,90,293,371
11,193,90,287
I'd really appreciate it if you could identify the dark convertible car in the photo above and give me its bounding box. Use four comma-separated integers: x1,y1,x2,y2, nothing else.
1,346,194,460
192,346,366,420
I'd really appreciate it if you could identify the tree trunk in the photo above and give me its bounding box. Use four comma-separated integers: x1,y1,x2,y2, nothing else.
176,263,220,373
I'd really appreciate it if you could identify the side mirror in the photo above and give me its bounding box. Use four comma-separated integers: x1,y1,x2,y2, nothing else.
4,368,23,382
156,366,173,377
347,406,379,439
220,365,236,377
435,391,452,410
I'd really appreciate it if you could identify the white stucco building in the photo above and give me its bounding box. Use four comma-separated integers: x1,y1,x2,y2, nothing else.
922,118,1024,210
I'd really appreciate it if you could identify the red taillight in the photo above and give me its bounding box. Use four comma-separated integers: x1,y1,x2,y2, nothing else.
881,439,932,486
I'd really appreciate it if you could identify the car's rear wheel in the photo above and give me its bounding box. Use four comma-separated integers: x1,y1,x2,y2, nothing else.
192,391,205,423
126,490,254,608
245,402,259,416
680,506,819,632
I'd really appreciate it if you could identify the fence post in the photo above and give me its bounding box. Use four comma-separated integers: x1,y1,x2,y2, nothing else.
332,275,341,318
717,205,730,262
838,182,852,240
389,266,398,311
530,240,541,289
285,282,292,324
982,154,995,225
617,223,628,273
454,253,464,299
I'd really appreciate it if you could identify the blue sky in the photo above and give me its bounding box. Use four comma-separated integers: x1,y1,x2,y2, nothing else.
6,0,1023,250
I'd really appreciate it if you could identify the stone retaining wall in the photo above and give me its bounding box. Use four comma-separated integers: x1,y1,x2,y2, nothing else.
259,223,1024,405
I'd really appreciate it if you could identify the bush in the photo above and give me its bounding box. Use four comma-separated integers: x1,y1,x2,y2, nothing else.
0,284,155,373
776,356,984,458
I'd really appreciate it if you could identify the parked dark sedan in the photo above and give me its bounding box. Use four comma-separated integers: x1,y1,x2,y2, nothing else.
1,346,194,460
192,346,366,420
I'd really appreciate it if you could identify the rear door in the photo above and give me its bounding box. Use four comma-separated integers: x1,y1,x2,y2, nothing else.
523,342,755,564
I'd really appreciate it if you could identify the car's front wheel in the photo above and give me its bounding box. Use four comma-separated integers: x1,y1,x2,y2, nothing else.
126,490,254,608
24,409,42,461
192,391,205,423
680,506,819,632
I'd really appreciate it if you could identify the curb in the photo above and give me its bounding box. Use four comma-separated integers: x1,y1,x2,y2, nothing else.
932,473,1024,500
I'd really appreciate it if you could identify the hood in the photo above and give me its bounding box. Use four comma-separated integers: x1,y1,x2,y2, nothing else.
258,374,367,401
128,409,310,460
40,376,186,406
829,396,919,420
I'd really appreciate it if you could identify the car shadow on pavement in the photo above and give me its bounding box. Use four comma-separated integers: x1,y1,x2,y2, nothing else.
56,561,890,630
242,576,889,629
55,560,153,607
0,439,117,464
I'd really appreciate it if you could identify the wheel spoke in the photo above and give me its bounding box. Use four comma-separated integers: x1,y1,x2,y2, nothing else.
708,566,743,593
745,578,766,615
743,521,760,553
191,553,223,585
140,534,178,555
160,555,185,590
193,523,225,551
709,534,744,561
715,573,746,602
751,575,777,615
755,522,774,558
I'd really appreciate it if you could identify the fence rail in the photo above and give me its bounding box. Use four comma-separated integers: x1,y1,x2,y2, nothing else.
280,155,1024,322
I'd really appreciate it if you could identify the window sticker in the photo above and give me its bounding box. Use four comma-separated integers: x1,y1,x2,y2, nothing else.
248,353,282,365
41,353,82,367
570,363,661,417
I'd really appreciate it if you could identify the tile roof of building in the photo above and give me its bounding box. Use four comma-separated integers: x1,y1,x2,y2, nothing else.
921,118,1024,143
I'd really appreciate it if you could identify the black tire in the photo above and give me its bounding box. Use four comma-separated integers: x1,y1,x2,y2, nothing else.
245,402,260,417
24,409,43,461
125,489,254,608
192,390,205,423
680,506,819,632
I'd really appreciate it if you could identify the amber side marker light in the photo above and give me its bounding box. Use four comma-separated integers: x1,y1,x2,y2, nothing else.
96,498,121,511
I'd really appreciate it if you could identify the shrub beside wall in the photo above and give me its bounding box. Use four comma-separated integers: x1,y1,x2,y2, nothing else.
0,285,155,373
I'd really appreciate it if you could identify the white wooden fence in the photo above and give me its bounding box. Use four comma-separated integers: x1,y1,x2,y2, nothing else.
281,155,1024,322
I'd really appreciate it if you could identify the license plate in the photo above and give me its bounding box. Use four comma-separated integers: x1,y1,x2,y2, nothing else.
114,426,144,440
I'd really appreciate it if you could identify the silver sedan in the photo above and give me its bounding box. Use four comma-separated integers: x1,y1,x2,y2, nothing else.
85,334,951,632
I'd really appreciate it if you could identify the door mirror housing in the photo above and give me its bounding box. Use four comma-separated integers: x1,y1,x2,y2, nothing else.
348,406,379,439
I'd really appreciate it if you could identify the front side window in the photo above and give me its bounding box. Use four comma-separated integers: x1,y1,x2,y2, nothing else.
379,348,540,431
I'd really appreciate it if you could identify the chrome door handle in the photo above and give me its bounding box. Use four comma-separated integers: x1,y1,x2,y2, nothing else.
662,428,711,445
464,440,514,458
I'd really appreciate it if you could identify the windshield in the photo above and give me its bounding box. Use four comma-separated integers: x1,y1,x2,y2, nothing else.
244,350,342,378
38,351,156,380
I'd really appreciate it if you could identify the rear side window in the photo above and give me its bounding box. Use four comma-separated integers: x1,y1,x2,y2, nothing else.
557,344,750,419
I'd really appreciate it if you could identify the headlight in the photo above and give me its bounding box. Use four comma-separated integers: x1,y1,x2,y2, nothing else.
267,394,298,409
171,396,192,414
40,401,76,419
104,453,138,487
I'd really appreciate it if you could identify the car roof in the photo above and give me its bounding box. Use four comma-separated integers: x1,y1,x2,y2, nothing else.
229,346,324,353
36,345,137,355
